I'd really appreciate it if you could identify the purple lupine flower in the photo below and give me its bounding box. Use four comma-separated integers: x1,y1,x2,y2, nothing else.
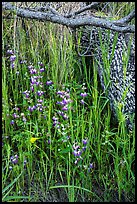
25,93,29,98
62,106,68,111
12,113,18,118
28,106,33,112
30,77,37,84
30,69,37,74
82,139,87,145
36,81,40,86
57,110,64,116
13,107,20,111
10,154,18,164
62,98,68,105
46,80,53,85
38,107,43,112
28,65,34,70
10,120,14,125
74,158,80,165
24,160,27,166
10,156,14,160
10,55,16,62
38,62,44,67
64,93,70,98
56,90,65,95
80,92,87,97
22,117,27,123
73,150,82,157
88,163,94,172
56,101,61,105
7,49,14,55
73,150,78,156
37,99,43,103
9,166,13,170
89,163,94,169
80,99,85,105
30,86,34,91
63,114,68,120
37,90,44,96
20,60,27,64
82,146,87,152
40,68,45,72
53,120,60,127
12,158,18,164
11,63,15,68
73,144,80,150
52,116,58,121
48,139,51,144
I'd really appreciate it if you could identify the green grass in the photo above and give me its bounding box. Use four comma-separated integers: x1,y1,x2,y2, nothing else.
2,5,135,202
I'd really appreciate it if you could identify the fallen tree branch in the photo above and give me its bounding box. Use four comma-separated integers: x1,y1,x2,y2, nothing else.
113,9,135,25
64,2,102,18
2,2,135,33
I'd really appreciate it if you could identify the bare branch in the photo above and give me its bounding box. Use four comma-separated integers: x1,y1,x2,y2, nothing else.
2,2,135,33
34,4,61,16
113,9,135,25
64,2,102,18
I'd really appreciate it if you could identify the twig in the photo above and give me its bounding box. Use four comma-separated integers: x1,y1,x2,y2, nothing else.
64,2,102,18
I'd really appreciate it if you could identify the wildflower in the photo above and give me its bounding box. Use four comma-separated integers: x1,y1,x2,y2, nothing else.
30,137,40,143
74,158,80,164
7,49,14,55
62,98,69,105
9,166,13,170
12,158,18,164
52,116,58,121
80,99,85,105
31,77,37,84
38,61,44,67
73,143,80,150
10,55,16,62
20,60,27,64
72,150,82,157
24,160,27,166
10,154,18,164
10,120,14,125
28,65,34,69
89,163,94,168
30,69,37,74
63,114,69,120
37,99,43,103
80,92,87,97
22,117,27,123
30,86,34,91
12,113,18,118
40,68,45,72
56,90,65,95
62,105,68,111
46,80,53,85
88,163,94,172
48,139,51,144
37,90,44,96
82,146,87,152
82,139,87,145
36,81,40,86
11,63,15,68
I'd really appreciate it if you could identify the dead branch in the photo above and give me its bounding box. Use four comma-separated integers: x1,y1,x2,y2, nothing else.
2,2,135,33
64,2,102,18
